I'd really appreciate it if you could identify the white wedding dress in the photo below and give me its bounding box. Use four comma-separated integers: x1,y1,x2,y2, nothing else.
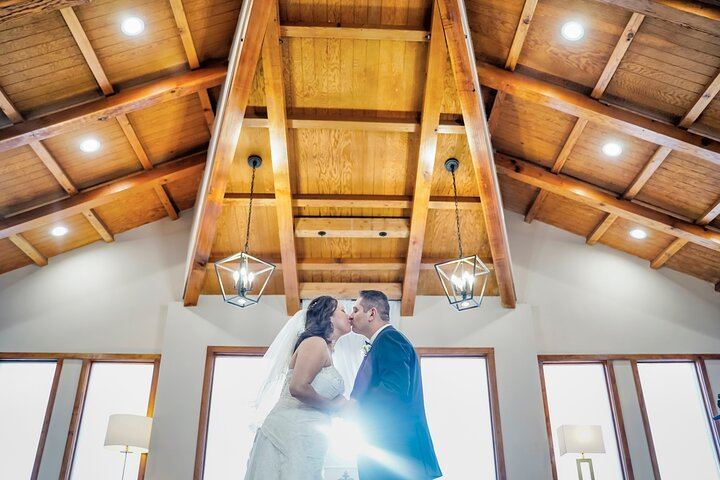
244,365,345,479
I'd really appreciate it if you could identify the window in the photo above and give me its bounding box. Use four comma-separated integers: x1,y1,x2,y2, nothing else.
636,361,720,480
420,352,503,479
66,360,157,480
0,360,60,480
541,362,626,480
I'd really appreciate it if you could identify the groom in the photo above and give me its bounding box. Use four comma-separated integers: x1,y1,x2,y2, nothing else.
348,290,442,480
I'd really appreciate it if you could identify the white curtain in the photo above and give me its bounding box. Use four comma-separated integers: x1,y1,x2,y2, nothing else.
301,299,401,396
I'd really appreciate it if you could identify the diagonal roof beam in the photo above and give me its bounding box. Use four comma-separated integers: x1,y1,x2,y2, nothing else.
679,71,720,129
9,233,47,266
401,3,447,316
182,0,272,306
591,12,645,99
504,0,538,71
262,2,300,315
592,0,720,37
439,0,517,308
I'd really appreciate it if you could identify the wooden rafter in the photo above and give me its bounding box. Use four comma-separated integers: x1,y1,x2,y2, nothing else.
245,114,466,134
487,91,506,135
9,234,48,266
496,153,720,253
82,210,113,242
300,283,403,300
679,72,720,129
650,238,688,269
280,24,429,42
224,193,483,210
587,214,619,245
524,190,547,224
401,3,446,316
60,7,113,95
208,257,494,271
593,0,720,37
591,13,645,99
504,0,538,71
551,118,589,174
296,217,410,238
477,62,720,166
183,0,273,307
698,199,720,227
439,0,517,308
0,152,205,240
623,146,673,200
0,65,226,153
0,0,90,24
0,87,23,123
262,2,300,314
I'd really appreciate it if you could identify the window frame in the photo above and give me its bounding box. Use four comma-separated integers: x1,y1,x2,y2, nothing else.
0,354,64,480
194,346,506,480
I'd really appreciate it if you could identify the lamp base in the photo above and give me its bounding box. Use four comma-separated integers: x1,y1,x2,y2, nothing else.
576,457,595,480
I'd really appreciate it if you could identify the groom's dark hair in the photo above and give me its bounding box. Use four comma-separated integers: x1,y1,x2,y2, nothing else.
358,290,390,322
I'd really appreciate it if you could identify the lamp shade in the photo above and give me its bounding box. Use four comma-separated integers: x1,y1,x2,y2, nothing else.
557,425,605,455
104,414,152,453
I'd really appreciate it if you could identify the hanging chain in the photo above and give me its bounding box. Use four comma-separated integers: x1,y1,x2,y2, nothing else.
451,168,463,258
243,164,257,255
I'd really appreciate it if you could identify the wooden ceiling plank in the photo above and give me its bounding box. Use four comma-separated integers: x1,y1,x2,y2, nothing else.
300,283,403,300
0,87,23,123
280,24,429,42
168,0,200,69
697,199,720,227
524,190,547,224
28,141,79,195
9,234,48,266
623,146,673,200
262,2,300,315
0,0,90,25
650,238,688,269
295,217,410,238
477,62,720,167
60,7,114,96
591,0,720,37
587,213,619,245
678,71,720,129
0,152,205,240
0,66,227,153
487,91,506,136
496,153,720,253
82,209,113,242
504,0,539,71
401,3,446,316
439,0,517,309
591,12,645,99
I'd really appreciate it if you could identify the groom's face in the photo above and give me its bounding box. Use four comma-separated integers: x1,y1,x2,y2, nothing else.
350,298,372,338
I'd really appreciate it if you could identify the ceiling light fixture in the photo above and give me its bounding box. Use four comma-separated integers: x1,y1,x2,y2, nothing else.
51,226,68,237
121,17,145,36
79,138,101,153
602,142,622,157
630,229,647,240
561,21,585,41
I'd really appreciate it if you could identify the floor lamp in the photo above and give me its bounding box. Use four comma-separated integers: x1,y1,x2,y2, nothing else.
557,425,605,480
104,414,153,480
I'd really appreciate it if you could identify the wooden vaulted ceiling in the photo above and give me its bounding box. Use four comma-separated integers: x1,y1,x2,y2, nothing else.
1,0,719,315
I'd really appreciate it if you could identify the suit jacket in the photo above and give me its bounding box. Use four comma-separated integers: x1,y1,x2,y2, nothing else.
351,325,442,479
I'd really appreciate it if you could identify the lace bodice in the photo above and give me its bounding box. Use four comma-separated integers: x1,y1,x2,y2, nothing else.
280,365,345,401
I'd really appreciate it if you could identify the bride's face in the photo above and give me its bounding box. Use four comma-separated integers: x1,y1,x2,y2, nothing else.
330,303,352,337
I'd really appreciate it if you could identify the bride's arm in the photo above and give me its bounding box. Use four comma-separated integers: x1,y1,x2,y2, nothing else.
289,337,346,411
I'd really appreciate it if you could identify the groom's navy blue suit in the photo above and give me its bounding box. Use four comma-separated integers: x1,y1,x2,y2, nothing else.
351,325,442,480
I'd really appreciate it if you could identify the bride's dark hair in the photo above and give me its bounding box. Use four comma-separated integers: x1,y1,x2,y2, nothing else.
293,296,337,352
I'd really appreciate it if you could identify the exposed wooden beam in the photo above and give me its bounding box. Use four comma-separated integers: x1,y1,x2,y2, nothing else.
697,199,720,227
524,190,547,223
28,140,78,195
679,71,720,129
487,91,506,135
439,0,517,309
223,193,483,210
183,0,273,307
295,217,410,239
209,257,494,271
0,0,90,24
592,0,720,37
154,185,179,220
401,4,446,316
0,152,205,240
60,6,113,95
262,3,300,315
197,90,215,129
299,282,403,300
280,24,429,42
504,0,538,71
551,118,588,174
168,0,200,69
650,238,688,269
623,146,672,200
591,13,645,99
0,87,23,123
245,114,465,134
0,65,227,153
587,213,619,245
477,62,720,167
9,233,48,266
496,153,720,252
82,209,113,242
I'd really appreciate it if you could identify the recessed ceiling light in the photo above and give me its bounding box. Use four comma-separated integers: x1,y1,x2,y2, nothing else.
51,226,68,237
79,138,101,153
630,228,647,240
121,17,145,36
561,21,585,41
602,142,622,157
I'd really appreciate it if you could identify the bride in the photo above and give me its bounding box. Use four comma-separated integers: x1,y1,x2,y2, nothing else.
245,296,353,479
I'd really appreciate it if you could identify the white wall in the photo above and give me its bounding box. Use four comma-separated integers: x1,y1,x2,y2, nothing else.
1,211,719,480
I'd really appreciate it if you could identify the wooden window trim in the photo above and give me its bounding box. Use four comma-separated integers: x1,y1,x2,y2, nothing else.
0,357,63,480
538,358,634,480
57,354,161,480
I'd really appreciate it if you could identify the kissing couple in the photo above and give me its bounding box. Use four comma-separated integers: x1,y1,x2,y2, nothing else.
244,290,443,480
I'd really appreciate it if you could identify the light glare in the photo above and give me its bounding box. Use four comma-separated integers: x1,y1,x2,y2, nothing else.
561,21,585,41
121,17,145,36
630,229,647,240
51,226,68,237
602,142,623,157
79,138,101,153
